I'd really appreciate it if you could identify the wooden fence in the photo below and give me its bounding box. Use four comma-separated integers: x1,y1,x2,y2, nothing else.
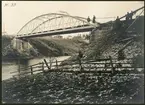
11,57,144,79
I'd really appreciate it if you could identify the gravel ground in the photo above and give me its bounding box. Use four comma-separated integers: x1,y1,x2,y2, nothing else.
2,71,144,104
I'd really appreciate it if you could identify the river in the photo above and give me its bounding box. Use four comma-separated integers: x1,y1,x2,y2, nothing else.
2,56,71,80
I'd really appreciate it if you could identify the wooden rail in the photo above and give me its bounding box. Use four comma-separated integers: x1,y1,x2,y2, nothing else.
11,57,144,79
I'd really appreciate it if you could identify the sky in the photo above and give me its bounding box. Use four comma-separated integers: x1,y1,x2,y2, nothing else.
2,1,144,35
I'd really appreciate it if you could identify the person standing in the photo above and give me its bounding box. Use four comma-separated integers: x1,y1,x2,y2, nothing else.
78,49,83,71
118,50,125,60
113,16,121,32
92,15,96,23
129,11,134,20
126,12,130,21
87,16,91,23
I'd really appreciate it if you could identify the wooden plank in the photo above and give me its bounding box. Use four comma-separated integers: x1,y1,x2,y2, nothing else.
30,66,33,75
10,71,19,74
31,62,42,66
120,39,134,52
44,59,50,70
109,56,115,74
18,59,20,75
44,69,112,73
72,62,134,65
42,62,45,72
46,58,111,64
19,63,42,70
46,68,144,74
43,69,144,74
19,67,31,71
10,63,138,74
13,68,144,77
15,71,30,76
81,58,110,61
113,40,134,57
18,59,21,79
117,37,134,43
59,60,134,66
13,69,43,76
47,58,133,66
30,65,42,69
10,65,42,74
58,65,144,69
56,60,58,69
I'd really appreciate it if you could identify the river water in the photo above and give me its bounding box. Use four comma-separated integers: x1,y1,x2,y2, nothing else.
2,56,71,80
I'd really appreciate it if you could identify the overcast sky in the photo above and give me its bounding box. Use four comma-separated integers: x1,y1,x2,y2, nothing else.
2,1,144,35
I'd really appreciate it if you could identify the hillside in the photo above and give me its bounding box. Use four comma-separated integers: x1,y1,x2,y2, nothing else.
2,35,89,60
2,35,14,50
84,16,144,60
28,37,89,57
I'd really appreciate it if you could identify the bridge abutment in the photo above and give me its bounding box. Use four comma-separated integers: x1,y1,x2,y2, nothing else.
12,38,31,52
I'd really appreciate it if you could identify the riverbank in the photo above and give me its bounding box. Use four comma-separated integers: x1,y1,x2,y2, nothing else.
2,35,88,60
2,71,144,104
2,56,71,81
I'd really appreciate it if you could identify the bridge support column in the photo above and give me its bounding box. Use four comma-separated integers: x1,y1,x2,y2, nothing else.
16,39,20,50
15,39,23,51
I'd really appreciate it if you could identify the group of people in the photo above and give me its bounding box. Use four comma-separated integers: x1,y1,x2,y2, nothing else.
113,10,135,33
126,11,134,21
86,10,135,30
87,15,96,23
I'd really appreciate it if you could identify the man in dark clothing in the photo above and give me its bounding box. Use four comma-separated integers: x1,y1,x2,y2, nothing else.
78,50,83,58
133,54,144,68
87,16,91,23
118,50,125,60
126,12,130,21
116,16,121,25
92,15,96,23
113,16,121,32
129,11,134,20
78,49,83,71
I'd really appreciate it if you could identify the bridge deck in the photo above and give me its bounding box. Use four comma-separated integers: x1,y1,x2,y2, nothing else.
17,25,95,39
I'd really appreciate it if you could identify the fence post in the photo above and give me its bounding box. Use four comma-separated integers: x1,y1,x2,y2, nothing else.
109,56,115,74
44,59,50,70
104,63,107,71
18,58,20,79
13,76,17,81
89,65,91,71
78,57,83,71
42,62,45,73
30,66,33,75
56,60,58,69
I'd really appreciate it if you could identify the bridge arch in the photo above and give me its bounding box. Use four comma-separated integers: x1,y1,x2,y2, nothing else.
17,13,100,36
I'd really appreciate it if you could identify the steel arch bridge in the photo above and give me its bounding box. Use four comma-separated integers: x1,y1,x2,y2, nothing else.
16,13,100,39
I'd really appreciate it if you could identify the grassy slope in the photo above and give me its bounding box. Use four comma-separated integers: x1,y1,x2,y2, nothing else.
83,17,144,60
2,35,13,50
28,37,88,57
